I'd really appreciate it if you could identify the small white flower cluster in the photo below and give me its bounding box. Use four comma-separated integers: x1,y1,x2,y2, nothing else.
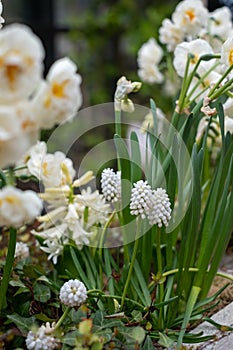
100,168,121,203
137,38,164,84
26,322,60,350
130,180,172,228
0,16,82,169
0,186,42,228
26,146,110,264
130,180,152,219
114,76,141,112
59,279,87,307
14,242,30,261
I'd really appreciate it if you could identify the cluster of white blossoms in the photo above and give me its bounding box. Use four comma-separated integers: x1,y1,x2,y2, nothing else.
0,18,82,169
137,38,164,84
14,242,30,261
0,186,42,228
59,279,87,307
20,142,110,264
130,180,172,227
26,322,60,350
100,168,121,202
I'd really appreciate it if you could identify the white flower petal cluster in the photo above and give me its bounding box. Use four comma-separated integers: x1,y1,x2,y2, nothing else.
32,170,111,264
0,18,82,168
59,279,87,307
172,0,209,37
26,322,60,350
173,39,213,78
130,180,152,219
158,0,233,55
130,180,172,227
101,168,121,203
0,186,42,228
33,57,83,129
0,24,44,104
26,141,76,188
147,188,172,227
14,242,30,261
221,37,233,68
137,38,164,84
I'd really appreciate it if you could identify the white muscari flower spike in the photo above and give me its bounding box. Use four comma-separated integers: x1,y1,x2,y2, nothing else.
25,322,60,350
147,188,172,227
130,180,152,219
59,279,87,307
101,168,121,203
14,242,29,261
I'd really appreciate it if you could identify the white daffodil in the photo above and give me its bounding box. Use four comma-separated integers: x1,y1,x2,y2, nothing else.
172,0,209,37
159,18,184,52
138,64,164,84
0,24,44,103
209,7,232,41
0,104,39,168
137,38,163,67
27,143,76,188
173,39,213,77
221,37,233,68
225,116,233,134
0,186,42,228
32,57,82,129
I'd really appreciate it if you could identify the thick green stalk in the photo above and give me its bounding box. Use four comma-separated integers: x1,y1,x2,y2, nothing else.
54,306,72,330
0,227,17,312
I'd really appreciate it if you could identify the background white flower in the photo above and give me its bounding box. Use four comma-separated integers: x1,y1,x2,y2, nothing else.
0,186,42,228
0,24,44,104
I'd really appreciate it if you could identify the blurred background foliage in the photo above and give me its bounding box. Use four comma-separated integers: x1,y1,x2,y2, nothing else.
66,0,180,111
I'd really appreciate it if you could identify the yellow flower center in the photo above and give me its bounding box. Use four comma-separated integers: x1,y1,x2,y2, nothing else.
42,162,48,176
52,80,68,99
185,9,195,22
228,49,233,66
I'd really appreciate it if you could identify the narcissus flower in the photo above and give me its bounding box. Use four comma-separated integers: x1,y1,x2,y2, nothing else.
33,57,83,129
59,279,87,307
0,186,42,228
0,23,44,103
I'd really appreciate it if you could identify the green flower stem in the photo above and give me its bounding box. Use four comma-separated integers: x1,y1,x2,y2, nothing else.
184,62,220,105
54,306,72,330
209,81,233,101
156,227,164,328
0,227,17,312
115,109,122,138
120,218,140,309
208,64,233,98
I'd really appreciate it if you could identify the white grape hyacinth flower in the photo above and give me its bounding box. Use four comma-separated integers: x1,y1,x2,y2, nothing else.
0,186,42,228
59,279,87,307
0,23,44,104
101,168,121,203
147,188,172,227
26,322,60,350
14,242,29,261
130,180,152,219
